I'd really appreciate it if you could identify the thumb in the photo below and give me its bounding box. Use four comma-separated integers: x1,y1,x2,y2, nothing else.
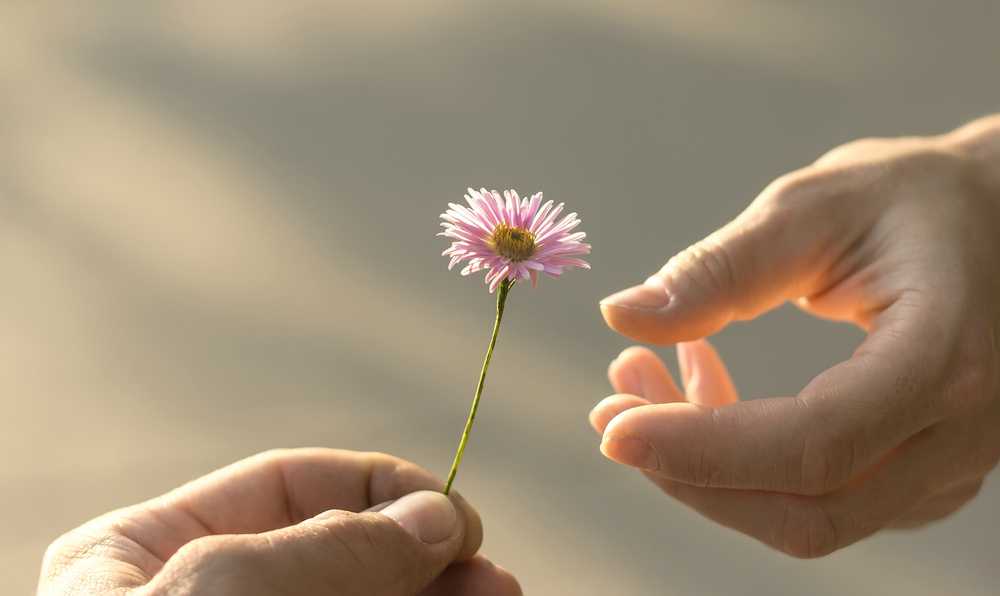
259,491,470,596
600,171,864,344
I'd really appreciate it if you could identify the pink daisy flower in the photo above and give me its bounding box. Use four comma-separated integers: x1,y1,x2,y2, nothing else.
439,188,592,292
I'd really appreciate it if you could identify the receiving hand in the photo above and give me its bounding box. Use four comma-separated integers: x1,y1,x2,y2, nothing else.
594,115,1000,558
38,448,521,595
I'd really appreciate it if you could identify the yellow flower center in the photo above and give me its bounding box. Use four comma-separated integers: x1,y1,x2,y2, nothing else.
490,224,536,262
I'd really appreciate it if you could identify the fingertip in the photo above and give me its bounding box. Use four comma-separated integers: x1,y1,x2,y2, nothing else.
600,284,672,311
616,345,661,365
604,401,702,436
600,300,674,345
611,345,685,404
678,338,740,407
607,355,619,380
600,286,731,344
589,394,650,434
601,402,708,470
445,490,483,561
601,401,642,438
362,456,481,554
475,558,523,596
378,491,458,545
608,350,643,395
600,431,660,471
599,404,662,470
491,564,524,596
589,400,607,433
422,555,522,596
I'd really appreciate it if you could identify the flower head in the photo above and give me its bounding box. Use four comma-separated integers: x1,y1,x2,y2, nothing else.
440,188,591,292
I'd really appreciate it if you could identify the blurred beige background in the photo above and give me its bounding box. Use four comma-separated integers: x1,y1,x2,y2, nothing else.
3,2,999,594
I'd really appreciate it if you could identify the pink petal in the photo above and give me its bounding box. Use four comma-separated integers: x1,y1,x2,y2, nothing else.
504,190,516,227
524,192,543,224
490,190,508,226
528,200,554,233
448,203,493,234
509,189,522,227
473,188,503,228
536,213,581,243
488,264,510,293
532,202,565,237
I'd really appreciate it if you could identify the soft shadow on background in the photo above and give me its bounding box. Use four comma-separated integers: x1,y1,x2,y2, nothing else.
2,2,998,594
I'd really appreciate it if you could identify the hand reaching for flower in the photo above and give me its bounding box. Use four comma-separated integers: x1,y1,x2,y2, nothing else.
595,114,1000,558
38,449,521,596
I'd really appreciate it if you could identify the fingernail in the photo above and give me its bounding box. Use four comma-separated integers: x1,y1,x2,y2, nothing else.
600,284,671,311
600,435,660,470
364,499,395,514
379,490,458,544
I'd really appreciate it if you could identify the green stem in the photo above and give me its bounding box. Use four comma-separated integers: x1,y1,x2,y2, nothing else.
444,279,513,495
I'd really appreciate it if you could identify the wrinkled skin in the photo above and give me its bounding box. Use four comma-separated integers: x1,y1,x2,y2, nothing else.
595,115,1000,558
38,449,522,595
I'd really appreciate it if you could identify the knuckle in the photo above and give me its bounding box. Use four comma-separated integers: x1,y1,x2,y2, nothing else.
318,513,420,589
252,447,295,467
896,144,967,172
41,518,134,578
669,237,739,298
682,409,727,487
357,449,393,461
174,535,253,571
40,530,91,581
359,450,411,474
761,169,832,208
41,531,77,567
156,536,258,596
754,169,852,238
778,499,841,559
797,430,856,495
815,137,890,165
365,454,437,499
386,457,426,480
870,143,970,192
319,511,393,559
690,442,722,488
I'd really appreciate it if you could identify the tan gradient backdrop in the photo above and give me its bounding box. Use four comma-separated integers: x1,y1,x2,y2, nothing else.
2,2,998,594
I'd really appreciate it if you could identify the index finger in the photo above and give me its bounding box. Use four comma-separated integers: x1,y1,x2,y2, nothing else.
110,449,481,563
